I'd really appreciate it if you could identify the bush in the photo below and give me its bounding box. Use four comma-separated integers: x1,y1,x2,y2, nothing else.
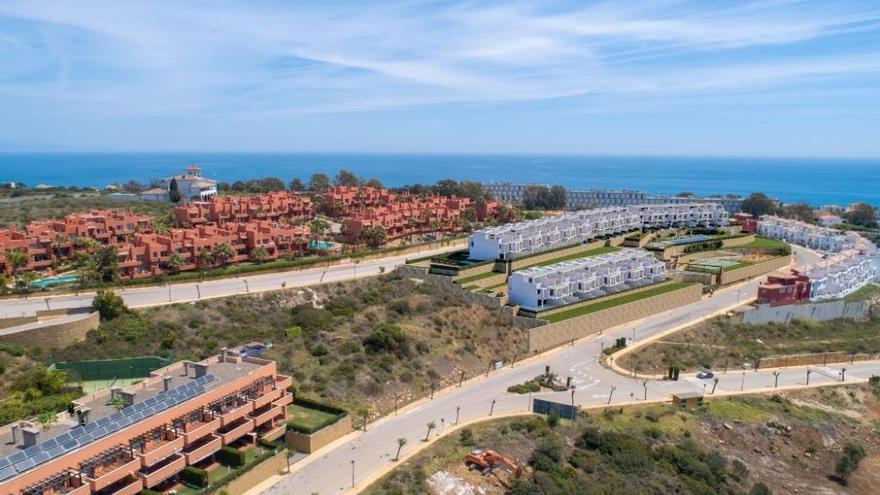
92,289,128,320
363,323,410,357
507,380,541,394
216,446,246,467
749,483,772,495
290,305,333,333
180,465,209,488
459,428,475,446
834,441,866,485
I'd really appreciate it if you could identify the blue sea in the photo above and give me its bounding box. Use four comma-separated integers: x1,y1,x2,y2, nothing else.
1,152,878,206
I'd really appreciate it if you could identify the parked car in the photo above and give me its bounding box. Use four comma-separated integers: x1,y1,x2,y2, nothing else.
696,370,714,379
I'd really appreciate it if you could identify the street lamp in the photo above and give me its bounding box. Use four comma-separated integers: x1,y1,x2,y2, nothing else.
806,369,812,385
570,387,576,408
841,368,846,382
642,379,648,400
489,399,496,416
772,371,780,388
243,279,249,293
607,386,616,405
740,371,745,391
351,460,355,488
711,377,720,394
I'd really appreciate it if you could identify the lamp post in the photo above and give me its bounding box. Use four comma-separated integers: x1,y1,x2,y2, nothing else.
740,371,745,391
351,460,355,488
642,380,648,400
570,387,576,408
607,386,616,405
455,406,460,425
772,371,780,388
712,377,720,394
489,399,496,416
841,368,846,382
806,369,812,385
243,279,249,293
196,284,201,299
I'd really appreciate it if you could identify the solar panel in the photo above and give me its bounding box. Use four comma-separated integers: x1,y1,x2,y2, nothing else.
96,416,111,426
47,445,65,458
14,458,36,472
23,445,40,458
133,402,148,412
30,452,50,464
40,438,58,450
76,434,93,446
55,431,73,444
0,466,17,481
8,452,26,464
84,422,98,433
61,440,78,452
144,396,159,406
110,412,124,422
69,426,85,439
0,457,10,468
120,406,135,416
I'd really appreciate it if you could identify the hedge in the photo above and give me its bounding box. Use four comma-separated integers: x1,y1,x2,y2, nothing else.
180,466,209,488
203,447,279,494
215,446,246,468
286,396,348,435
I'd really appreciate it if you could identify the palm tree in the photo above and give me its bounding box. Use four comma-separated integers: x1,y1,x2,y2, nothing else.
356,407,370,432
249,246,270,263
197,250,214,281
394,437,407,461
20,271,39,293
212,243,234,265
0,274,9,295
424,421,436,442
35,411,58,432
165,252,185,274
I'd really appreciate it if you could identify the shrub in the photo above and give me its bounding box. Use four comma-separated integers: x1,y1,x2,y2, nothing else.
834,441,866,485
92,289,128,320
748,483,772,495
290,305,333,333
216,446,246,467
363,323,410,357
180,465,209,487
459,428,475,446
507,380,541,394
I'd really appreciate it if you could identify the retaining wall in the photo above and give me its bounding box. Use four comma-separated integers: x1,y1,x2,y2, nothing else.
0,309,98,349
743,300,870,325
527,284,702,353
757,351,879,369
220,449,288,495
509,240,607,271
718,255,791,285
285,415,352,453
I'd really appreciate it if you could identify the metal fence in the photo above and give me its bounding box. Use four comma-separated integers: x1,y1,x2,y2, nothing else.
52,356,171,382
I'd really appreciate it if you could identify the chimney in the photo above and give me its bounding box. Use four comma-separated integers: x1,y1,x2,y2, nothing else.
75,406,92,426
21,424,41,447
220,347,228,362
163,375,173,391
10,423,20,445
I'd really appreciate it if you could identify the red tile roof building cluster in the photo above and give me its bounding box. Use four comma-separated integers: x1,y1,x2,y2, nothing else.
322,186,499,243
0,210,309,279
173,192,314,227
756,269,811,306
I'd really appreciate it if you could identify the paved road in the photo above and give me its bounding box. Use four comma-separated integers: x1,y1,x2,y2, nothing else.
0,244,460,318
263,246,837,495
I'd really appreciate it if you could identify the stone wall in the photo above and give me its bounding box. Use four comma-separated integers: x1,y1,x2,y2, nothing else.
0,315,35,330
285,415,352,453
527,284,702,353
655,234,755,259
756,351,879,369
743,300,870,325
0,309,98,349
221,449,288,495
509,240,606,271
719,255,791,285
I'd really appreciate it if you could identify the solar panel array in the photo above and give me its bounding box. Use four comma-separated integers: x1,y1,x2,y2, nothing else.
0,374,215,482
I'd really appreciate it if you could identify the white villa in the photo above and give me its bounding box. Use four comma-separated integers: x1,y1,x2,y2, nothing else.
508,249,667,310
468,203,729,261
155,165,218,202
758,216,879,300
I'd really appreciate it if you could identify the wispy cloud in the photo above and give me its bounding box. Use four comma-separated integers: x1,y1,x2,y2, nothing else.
0,0,879,152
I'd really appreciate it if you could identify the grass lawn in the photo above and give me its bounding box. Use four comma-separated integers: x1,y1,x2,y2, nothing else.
732,236,790,253
455,270,499,284
844,283,880,302
541,282,693,323
287,404,340,431
517,245,620,271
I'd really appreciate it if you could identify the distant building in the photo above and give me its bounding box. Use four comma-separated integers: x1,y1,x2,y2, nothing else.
732,212,757,233
138,188,170,202
756,269,811,306
482,182,743,214
815,213,843,227
158,165,217,202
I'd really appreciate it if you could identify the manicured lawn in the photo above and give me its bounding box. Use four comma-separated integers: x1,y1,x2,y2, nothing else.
844,283,880,302
733,236,790,253
455,270,499,284
288,404,340,431
517,245,620,271
542,282,693,323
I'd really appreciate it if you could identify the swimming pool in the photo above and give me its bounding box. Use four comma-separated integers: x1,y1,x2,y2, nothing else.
31,274,78,289
309,240,335,250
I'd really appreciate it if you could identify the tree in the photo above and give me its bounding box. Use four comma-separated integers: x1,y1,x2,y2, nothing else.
782,203,814,223
250,246,270,263
289,178,306,191
677,191,695,197
165,252,185,273
834,441,866,485
309,173,330,192
845,202,877,227
169,177,182,203
748,483,772,495
394,437,407,461
93,245,120,283
122,180,146,193
92,289,128,320
35,410,58,431
358,226,387,248
4,248,28,284
258,177,286,192
197,249,214,279
19,271,39,293
365,178,383,189
212,243,234,265
741,192,778,217
0,274,9,295
334,169,360,187
549,185,566,209
356,407,370,431
363,323,410,357
424,421,436,441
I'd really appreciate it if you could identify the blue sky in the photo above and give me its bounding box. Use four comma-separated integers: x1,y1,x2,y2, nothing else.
1,0,879,156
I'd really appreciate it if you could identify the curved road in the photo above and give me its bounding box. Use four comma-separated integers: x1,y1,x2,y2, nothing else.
0,244,461,318
262,246,859,495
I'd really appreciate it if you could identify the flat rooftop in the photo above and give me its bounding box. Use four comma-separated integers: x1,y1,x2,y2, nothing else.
0,357,263,466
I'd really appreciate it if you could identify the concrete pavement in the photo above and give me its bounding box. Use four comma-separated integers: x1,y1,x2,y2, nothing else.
0,244,461,318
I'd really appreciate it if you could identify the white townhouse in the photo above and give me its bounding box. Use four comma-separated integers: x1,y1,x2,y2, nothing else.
468,203,728,261
508,248,667,310
757,215,880,300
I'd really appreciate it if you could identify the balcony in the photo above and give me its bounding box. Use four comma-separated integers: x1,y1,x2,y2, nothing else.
219,402,254,426
88,458,141,492
103,476,142,495
183,435,222,464
182,417,221,445
138,435,183,467
63,484,92,495
275,375,293,390
218,417,255,445
140,454,186,489
250,404,283,427
273,392,293,408
251,389,280,410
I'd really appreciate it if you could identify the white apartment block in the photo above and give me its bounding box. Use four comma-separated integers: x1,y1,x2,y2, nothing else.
508,249,667,310
758,215,880,300
482,183,744,213
757,216,854,252
468,203,729,261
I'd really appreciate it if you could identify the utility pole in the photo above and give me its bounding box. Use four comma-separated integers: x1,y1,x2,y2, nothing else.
570,387,576,408
607,386,616,405
350,460,355,488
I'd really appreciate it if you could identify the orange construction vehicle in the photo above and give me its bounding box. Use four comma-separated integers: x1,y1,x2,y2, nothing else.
465,449,523,478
